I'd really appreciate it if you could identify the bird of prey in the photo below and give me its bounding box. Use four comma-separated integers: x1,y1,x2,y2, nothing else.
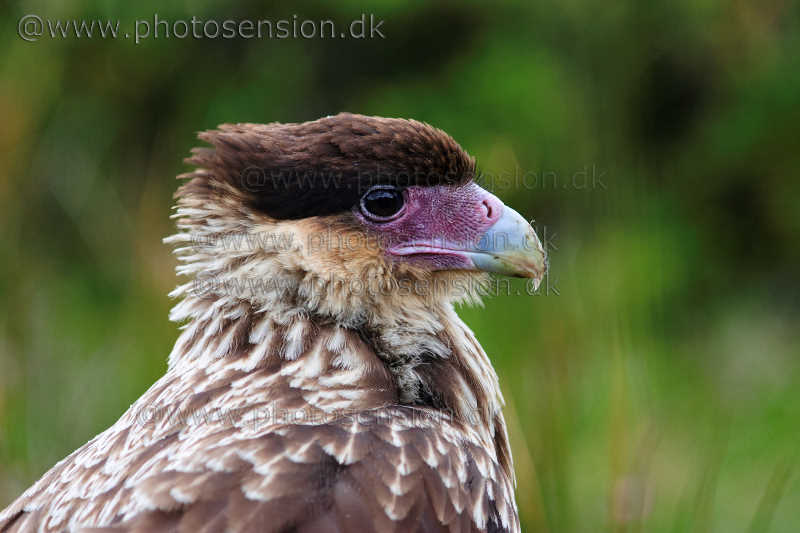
0,113,546,532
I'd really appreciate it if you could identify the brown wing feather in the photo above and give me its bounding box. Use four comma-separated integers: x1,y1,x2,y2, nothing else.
83,412,508,533
0,316,515,532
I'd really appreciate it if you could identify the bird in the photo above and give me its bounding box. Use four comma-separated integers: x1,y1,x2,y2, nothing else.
0,113,546,532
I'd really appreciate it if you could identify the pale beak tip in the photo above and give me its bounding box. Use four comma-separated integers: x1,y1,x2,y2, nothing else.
469,219,548,279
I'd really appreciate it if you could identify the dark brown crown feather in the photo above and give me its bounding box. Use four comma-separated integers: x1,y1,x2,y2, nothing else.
182,113,476,219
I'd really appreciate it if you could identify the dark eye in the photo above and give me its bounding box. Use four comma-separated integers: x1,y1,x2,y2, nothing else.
360,187,405,221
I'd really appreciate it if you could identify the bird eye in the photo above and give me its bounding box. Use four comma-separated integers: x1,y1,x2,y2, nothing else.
360,187,405,221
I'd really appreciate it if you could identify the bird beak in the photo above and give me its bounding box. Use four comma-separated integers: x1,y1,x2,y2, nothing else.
464,206,547,286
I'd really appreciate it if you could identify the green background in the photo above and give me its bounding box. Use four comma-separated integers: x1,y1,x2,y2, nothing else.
1,2,799,531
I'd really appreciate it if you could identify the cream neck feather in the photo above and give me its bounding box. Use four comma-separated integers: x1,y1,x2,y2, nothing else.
163,192,510,476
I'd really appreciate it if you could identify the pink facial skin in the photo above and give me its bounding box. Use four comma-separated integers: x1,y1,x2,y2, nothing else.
352,182,504,271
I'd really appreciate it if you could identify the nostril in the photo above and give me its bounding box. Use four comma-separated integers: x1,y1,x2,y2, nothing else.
482,199,493,220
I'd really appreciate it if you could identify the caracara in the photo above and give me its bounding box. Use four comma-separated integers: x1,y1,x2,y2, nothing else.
0,113,546,532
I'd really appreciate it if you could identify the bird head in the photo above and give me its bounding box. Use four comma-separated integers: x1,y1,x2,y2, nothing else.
170,113,546,326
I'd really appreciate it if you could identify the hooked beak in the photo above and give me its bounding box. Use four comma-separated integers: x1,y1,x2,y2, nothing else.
465,206,547,286
385,184,547,286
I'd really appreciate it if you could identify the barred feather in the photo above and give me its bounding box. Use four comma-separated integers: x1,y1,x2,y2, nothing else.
0,114,519,533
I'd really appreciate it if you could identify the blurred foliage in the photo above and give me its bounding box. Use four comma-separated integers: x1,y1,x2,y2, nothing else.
1,1,799,531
